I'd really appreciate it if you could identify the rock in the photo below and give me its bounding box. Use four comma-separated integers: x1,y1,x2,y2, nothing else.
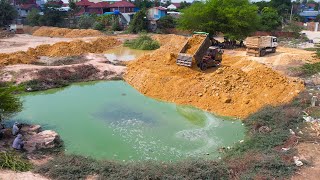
224,98,232,103
198,93,203,97
25,130,60,152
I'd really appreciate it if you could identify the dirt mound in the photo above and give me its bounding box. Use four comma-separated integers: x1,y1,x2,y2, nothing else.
124,35,304,118
0,37,120,66
32,27,103,38
185,35,206,54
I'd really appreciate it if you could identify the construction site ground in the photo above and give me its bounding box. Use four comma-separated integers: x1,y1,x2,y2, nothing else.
1,30,320,179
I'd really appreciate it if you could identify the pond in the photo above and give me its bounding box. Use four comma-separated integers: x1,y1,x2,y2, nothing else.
104,46,153,62
12,81,245,161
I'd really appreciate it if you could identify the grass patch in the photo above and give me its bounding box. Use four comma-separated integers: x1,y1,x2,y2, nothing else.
124,34,160,50
0,151,32,171
304,48,320,51
298,62,320,76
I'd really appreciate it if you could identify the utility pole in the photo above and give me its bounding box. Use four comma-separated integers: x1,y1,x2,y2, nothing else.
290,4,294,23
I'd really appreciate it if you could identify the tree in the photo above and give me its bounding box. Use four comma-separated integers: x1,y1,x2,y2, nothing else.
128,9,148,33
270,0,291,15
27,9,41,26
178,0,259,40
157,15,176,32
259,7,281,32
252,1,270,11
39,3,66,26
0,83,22,123
0,0,18,27
179,1,191,10
283,22,303,38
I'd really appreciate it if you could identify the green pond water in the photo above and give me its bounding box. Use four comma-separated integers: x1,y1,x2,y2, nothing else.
104,46,153,62
12,81,245,161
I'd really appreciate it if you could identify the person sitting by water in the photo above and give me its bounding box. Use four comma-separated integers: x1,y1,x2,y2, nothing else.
12,134,24,150
12,122,20,136
0,123,5,139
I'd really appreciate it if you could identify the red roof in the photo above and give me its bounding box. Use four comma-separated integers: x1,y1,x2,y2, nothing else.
172,3,180,8
20,4,39,10
155,6,167,11
89,2,109,8
47,0,63,6
109,0,135,8
76,0,94,7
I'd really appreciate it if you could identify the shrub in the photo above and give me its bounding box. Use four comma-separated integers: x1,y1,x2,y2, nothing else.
124,34,160,50
0,151,32,171
77,15,95,29
296,62,320,77
157,15,176,33
93,22,105,31
128,9,148,33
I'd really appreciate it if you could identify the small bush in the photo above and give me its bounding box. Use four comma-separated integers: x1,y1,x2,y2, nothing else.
0,151,32,171
77,15,95,29
93,22,105,31
124,35,160,50
298,62,320,76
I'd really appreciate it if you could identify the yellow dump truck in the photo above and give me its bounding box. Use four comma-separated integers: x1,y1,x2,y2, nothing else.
245,36,278,57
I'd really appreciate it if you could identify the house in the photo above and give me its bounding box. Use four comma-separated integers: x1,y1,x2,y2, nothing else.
148,6,167,20
76,0,135,15
108,0,135,13
299,10,320,22
13,0,40,18
167,3,180,10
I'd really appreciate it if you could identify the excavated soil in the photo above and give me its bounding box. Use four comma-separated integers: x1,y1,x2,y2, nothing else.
32,27,104,38
125,35,304,118
185,35,206,54
0,37,120,66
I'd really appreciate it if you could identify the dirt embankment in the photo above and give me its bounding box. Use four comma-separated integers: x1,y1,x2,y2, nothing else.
32,27,104,38
0,37,120,66
125,34,304,118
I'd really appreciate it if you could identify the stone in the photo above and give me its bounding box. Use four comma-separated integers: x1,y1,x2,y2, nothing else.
25,130,60,152
224,98,232,103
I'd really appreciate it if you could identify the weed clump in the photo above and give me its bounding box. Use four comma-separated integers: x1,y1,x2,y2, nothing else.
124,35,160,50
0,151,32,171
23,65,99,91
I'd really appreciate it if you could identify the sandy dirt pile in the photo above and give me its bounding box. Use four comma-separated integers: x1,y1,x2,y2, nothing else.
125,34,304,118
0,37,120,66
185,35,206,54
32,27,103,38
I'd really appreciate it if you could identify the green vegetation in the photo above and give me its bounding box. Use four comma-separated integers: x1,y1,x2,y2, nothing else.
35,92,309,179
283,23,304,38
0,0,17,27
157,16,176,33
27,9,41,26
124,35,160,50
23,65,99,91
0,83,22,122
298,62,320,76
259,7,281,32
178,0,259,39
0,151,32,171
128,9,148,33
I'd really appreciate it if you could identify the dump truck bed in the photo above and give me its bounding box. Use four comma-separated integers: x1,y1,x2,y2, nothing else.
246,36,272,49
176,34,211,67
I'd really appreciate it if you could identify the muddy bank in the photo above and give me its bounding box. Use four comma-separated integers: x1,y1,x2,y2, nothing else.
125,34,305,118
0,54,125,91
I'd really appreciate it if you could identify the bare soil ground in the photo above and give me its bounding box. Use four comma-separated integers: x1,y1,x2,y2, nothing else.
224,47,319,76
0,53,126,84
0,34,100,53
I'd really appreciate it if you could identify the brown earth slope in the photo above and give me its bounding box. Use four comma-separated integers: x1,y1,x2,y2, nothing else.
32,27,103,38
0,37,120,66
125,34,304,118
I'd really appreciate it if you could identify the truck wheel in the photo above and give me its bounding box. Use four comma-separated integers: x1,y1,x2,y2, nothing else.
200,63,207,71
259,50,266,57
271,47,276,53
